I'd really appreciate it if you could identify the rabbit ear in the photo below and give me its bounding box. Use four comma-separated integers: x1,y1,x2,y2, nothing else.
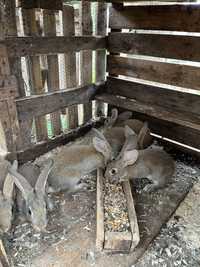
3,160,18,200
116,126,136,160
93,137,112,163
35,159,54,195
104,108,118,127
122,150,139,166
92,128,106,140
138,122,150,149
9,164,33,200
124,125,136,138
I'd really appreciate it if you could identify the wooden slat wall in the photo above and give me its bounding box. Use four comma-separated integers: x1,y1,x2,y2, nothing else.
95,3,107,116
22,8,48,142
63,6,78,129
109,5,200,31
81,1,93,123
43,9,62,136
106,77,200,117
108,33,200,62
107,55,200,91
106,3,200,150
0,0,107,157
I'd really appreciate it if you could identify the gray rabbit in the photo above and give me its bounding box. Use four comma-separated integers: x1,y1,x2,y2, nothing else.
47,131,114,193
104,127,175,192
9,159,53,232
0,159,16,233
104,109,153,149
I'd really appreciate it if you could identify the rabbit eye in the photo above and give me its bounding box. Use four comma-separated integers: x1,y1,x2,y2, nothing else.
110,168,117,175
28,208,32,215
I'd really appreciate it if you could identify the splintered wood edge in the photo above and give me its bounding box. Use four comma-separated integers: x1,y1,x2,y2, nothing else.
96,168,105,251
104,231,132,252
122,181,140,251
0,240,10,267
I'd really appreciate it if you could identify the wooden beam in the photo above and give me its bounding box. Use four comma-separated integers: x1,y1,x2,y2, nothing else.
43,10,62,136
16,82,105,121
108,33,200,62
81,1,93,123
106,77,200,116
95,3,107,116
63,6,79,129
18,0,63,10
107,55,200,91
0,240,10,267
110,5,200,31
2,36,106,57
95,93,200,149
16,119,104,163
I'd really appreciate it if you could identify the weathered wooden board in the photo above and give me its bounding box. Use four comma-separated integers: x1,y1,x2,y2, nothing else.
22,9,47,142
96,168,140,253
43,10,62,136
95,3,107,117
108,33,200,62
107,55,200,91
106,77,200,116
110,5,200,31
19,0,63,10
95,94,200,149
16,83,104,121
123,181,140,251
63,6,78,129
81,1,93,123
2,36,106,57
0,76,19,100
96,168,105,251
16,119,104,163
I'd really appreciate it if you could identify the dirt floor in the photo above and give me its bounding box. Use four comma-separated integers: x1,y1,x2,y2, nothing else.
3,131,200,267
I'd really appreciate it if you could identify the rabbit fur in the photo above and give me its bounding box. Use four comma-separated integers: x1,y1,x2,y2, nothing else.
9,159,53,232
104,128,175,192
104,109,153,149
0,158,16,233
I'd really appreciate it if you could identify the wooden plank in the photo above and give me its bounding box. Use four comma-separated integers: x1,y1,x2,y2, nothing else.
43,9,62,136
16,82,104,121
0,240,10,267
0,76,19,100
19,0,63,10
96,168,105,251
104,232,132,252
63,6,78,129
16,119,104,163
108,33,200,62
110,5,200,31
106,77,200,116
107,55,200,91
81,1,93,123
95,94,200,149
2,36,106,57
122,181,140,251
95,3,107,117
23,9,48,142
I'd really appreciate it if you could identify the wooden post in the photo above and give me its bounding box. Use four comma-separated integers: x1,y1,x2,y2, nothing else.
22,8,48,141
95,3,107,117
80,1,93,123
63,5,79,129
0,46,21,156
43,9,62,136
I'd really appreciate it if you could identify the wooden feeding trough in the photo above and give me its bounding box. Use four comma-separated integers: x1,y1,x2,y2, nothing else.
96,168,140,253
